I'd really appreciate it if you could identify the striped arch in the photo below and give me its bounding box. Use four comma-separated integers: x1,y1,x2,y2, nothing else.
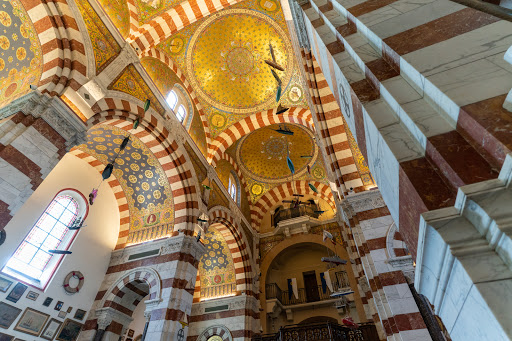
126,0,139,35
100,268,161,316
208,107,314,165
127,0,245,53
301,52,364,194
87,96,201,241
217,153,249,203
208,206,254,295
197,326,232,341
20,0,87,96
250,180,335,230
141,48,211,146
68,149,130,249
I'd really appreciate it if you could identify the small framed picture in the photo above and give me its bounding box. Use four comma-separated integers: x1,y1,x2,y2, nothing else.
56,319,83,341
43,297,53,307
6,282,28,303
40,318,62,341
66,307,72,314
73,309,86,321
0,276,13,292
58,311,67,319
54,301,64,311
128,329,134,337
0,331,14,341
14,307,50,336
26,291,39,301
0,302,22,329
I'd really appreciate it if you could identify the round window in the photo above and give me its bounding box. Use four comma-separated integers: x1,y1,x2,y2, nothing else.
207,337,223,341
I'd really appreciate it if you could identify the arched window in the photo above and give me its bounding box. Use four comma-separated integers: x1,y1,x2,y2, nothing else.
177,105,186,123
166,90,178,109
2,189,87,288
228,172,240,206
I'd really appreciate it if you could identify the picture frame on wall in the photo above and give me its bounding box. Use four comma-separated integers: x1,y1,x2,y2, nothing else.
73,310,86,321
54,301,63,311
14,308,50,336
0,331,14,341
40,318,62,341
66,307,72,314
57,311,67,319
56,319,83,341
0,276,13,293
6,282,28,303
128,329,134,337
43,297,53,307
0,302,22,329
26,291,39,301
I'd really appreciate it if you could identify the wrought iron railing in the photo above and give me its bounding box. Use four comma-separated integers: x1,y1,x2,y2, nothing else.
252,322,380,341
266,271,351,305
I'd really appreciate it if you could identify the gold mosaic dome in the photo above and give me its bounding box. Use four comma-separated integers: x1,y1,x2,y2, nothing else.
236,124,317,183
186,8,293,114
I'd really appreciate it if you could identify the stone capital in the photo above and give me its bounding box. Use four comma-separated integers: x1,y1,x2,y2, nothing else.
95,307,133,330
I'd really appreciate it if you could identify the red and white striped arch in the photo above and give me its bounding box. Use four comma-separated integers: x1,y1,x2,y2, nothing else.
126,0,139,35
21,0,87,96
140,48,211,147
208,206,255,295
127,0,245,53
68,148,130,249
208,107,314,165
250,180,335,230
87,97,201,241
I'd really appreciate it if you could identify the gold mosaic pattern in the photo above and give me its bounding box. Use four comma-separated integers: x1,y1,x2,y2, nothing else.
199,226,236,287
186,9,292,114
96,0,130,38
345,117,375,187
76,0,120,75
78,125,174,242
0,0,42,107
109,64,165,114
236,123,316,183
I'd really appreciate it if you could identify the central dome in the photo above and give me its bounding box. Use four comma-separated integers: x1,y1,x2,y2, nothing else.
186,9,292,113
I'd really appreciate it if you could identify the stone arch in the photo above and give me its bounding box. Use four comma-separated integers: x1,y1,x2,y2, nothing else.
86,95,201,236
385,222,409,258
140,49,211,147
250,180,336,230
208,108,314,165
208,206,254,295
196,325,232,341
100,268,162,309
19,0,88,96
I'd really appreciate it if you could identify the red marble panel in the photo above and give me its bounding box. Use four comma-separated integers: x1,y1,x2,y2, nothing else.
336,21,357,37
366,58,400,82
351,79,380,103
0,144,43,190
379,271,407,286
458,94,512,168
384,8,499,56
347,0,399,17
394,312,427,331
399,158,455,259
326,39,345,55
0,200,11,230
426,130,498,192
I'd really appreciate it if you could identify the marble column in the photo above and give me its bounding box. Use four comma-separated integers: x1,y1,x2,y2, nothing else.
415,153,512,340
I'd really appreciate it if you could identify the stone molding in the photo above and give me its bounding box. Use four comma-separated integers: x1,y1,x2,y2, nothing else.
343,189,386,213
95,307,133,329
289,0,311,49
191,294,259,316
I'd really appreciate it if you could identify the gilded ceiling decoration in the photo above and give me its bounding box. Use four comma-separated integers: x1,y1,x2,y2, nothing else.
78,125,174,244
95,0,130,38
0,0,42,107
109,64,165,114
76,0,120,75
237,123,317,183
199,226,236,288
186,8,292,114
344,117,375,187
157,0,308,139
134,0,184,25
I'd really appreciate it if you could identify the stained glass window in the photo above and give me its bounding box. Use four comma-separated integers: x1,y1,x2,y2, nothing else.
166,90,178,109
6,195,79,280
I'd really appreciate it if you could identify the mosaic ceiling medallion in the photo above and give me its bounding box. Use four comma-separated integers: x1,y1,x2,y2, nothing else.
236,124,318,183
186,9,293,114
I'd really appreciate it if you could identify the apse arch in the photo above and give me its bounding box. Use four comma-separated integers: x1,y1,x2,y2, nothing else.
87,96,201,237
208,206,255,295
250,180,336,230
208,107,314,165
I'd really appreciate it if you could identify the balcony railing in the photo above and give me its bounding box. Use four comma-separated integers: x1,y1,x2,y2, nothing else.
266,271,351,305
272,205,321,226
200,283,237,300
252,322,380,341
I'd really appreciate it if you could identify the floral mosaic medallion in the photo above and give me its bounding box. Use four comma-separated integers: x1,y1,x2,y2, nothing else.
0,0,42,107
